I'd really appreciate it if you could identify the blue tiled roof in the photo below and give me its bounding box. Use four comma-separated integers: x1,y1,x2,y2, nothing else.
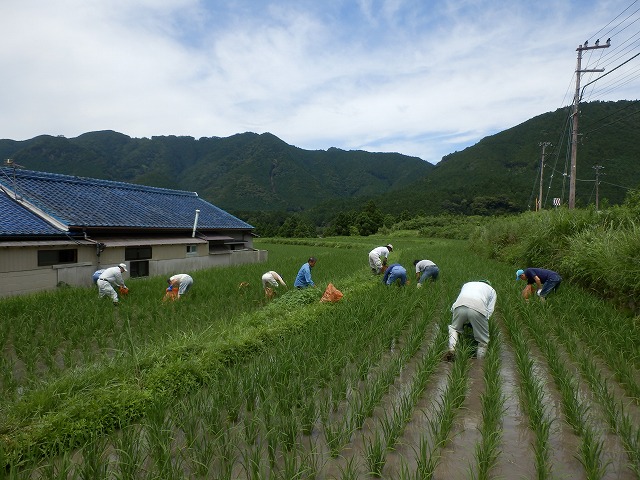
0,191,65,236
0,169,253,231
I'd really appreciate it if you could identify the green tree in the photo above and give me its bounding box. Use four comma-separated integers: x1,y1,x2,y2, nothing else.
332,211,355,236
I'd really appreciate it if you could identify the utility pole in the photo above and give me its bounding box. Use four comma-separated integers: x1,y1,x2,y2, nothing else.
538,142,551,211
593,164,604,211
569,38,610,209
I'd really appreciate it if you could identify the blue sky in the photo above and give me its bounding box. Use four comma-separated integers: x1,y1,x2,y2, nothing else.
1,0,638,164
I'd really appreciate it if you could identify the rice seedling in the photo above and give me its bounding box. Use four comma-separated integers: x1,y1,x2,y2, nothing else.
76,436,110,480
336,455,360,480
112,424,145,480
144,402,183,480
473,321,505,480
519,304,609,478
32,451,74,480
239,442,265,480
413,433,442,480
500,302,553,479
363,430,387,477
556,319,640,474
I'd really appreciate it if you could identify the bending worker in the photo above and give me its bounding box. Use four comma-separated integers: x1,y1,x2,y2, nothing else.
294,257,317,288
97,263,128,305
447,280,496,360
382,263,407,286
516,268,562,301
167,273,193,299
414,259,439,288
261,270,287,297
368,244,393,275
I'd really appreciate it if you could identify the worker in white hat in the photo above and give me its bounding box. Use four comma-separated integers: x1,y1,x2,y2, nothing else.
368,244,393,275
97,263,128,305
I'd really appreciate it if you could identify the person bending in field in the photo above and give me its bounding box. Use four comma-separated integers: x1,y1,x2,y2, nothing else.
261,270,287,298
97,263,128,306
516,268,562,301
167,273,193,299
294,257,317,288
446,280,496,360
368,244,393,275
413,259,439,288
382,263,407,286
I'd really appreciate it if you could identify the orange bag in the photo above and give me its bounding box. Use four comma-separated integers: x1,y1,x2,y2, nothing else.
320,283,343,303
163,288,178,301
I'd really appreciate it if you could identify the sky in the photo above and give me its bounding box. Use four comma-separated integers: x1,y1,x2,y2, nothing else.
1,0,639,164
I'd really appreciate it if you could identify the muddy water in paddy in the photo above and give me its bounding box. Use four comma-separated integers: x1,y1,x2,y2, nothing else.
433,358,484,479
379,361,452,478
321,333,449,479
492,341,536,479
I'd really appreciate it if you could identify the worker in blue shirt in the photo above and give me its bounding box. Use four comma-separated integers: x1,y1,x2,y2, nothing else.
294,257,317,288
382,263,407,286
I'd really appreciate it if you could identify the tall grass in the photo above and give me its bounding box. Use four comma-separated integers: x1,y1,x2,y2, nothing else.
469,205,640,311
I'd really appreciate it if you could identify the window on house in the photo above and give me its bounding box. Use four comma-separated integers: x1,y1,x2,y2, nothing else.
129,261,149,278
38,249,78,266
125,246,152,261
208,242,229,254
125,246,152,278
186,245,198,255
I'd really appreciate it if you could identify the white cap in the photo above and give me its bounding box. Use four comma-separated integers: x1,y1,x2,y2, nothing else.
119,263,127,272
386,244,393,251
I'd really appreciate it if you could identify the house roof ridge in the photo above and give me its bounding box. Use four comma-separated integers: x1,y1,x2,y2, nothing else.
0,168,198,198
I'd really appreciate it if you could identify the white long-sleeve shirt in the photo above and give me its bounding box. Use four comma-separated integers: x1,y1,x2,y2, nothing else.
98,266,126,287
169,274,190,285
369,246,390,260
262,271,286,288
451,281,496,318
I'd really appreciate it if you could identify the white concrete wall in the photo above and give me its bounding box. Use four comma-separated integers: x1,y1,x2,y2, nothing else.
0,246,268,299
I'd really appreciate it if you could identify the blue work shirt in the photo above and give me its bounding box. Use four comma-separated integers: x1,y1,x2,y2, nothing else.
294,262,315,288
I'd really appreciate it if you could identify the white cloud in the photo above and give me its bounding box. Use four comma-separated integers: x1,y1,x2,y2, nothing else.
0,0,637,164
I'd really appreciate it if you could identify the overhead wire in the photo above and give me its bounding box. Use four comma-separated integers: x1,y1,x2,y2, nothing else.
532,0,640,208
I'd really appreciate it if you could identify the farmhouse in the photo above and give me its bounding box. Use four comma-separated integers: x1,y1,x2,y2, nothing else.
0,167,266,298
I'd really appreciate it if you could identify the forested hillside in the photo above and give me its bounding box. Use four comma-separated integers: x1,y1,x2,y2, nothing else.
1,100,638,229
373,100,640,216
0,131,432,212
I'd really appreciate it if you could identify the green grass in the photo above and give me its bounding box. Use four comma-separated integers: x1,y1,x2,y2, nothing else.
1,235,638,478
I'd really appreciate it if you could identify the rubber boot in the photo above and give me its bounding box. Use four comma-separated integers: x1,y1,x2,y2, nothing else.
476,343,488,359
445,326,459,361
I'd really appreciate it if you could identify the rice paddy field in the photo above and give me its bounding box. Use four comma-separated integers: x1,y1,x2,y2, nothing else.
0,237,638,479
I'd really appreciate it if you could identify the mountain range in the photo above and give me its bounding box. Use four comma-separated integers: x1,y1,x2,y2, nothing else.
1,100,638,222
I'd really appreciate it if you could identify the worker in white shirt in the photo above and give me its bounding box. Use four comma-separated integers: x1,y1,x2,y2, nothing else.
261,271,287,298
446,280,496,360
368,244,393,275
167,273,193,299
97,263,128,305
